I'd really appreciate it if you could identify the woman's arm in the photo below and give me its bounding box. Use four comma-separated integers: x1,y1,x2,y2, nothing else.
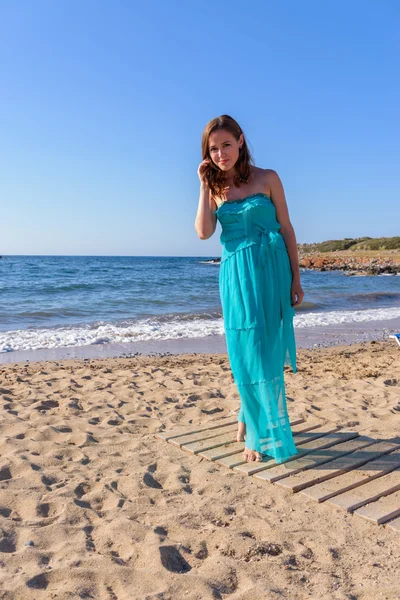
266,169,301,282
194,183,217,240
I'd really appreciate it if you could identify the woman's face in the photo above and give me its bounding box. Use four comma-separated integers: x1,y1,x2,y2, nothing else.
208,129,243,172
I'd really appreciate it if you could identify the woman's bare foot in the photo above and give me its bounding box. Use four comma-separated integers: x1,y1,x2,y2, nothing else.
243,447,263,462
237,422,246,443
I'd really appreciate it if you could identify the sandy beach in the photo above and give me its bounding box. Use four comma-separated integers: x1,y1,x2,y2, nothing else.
0,339,399,599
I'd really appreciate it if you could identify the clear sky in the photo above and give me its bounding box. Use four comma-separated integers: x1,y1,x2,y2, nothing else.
1,0,399,256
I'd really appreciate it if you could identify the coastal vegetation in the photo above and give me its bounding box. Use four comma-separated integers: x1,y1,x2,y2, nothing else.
298,236,400,253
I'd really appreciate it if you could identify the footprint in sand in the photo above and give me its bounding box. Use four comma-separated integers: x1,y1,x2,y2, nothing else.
0,466,12,481
37,554,51,566
26,573,49,590
73,482,93,509
194,540,208,559
69,379,83,388
159,545,191,573
34,399,59,412
36,503,50,518
384,378,398,386
143,472,163,489
201,407,223,415
68,398,83,410
0,388,13,395
154,525,168,540
111,549,128,566
82,524,95,552
178,471,192,494
0,530,16,552
143,462,163,489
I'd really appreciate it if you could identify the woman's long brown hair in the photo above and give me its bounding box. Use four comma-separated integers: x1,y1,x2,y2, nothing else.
201,114,255,200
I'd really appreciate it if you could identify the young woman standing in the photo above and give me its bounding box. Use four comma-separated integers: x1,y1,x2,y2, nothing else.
195,114,304,463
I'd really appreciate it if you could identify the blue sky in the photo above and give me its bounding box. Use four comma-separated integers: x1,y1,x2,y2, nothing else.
1,0,399,256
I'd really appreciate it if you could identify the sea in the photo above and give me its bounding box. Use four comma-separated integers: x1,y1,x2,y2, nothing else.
0,255,399,364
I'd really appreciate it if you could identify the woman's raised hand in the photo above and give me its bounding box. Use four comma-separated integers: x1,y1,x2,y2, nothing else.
197,159,211,185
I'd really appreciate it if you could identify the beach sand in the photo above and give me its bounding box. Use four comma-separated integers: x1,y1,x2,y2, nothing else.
0,339,399,599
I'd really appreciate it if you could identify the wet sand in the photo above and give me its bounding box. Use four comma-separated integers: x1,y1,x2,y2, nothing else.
1,315,399,365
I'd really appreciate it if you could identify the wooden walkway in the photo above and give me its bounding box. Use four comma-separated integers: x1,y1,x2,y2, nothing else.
155,413,400,531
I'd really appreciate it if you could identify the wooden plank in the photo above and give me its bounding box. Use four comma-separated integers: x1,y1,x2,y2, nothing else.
354,488,400,525
230,425,343,476
275,439,394,493
156,416,305,442
182,417,316,458
253,431,359,482
210,446,250,467
301,445,400,502
328,468,400,516
283,419,324,434
157,410,400,528
154,418,239,441
182,427,238,454
290,425,342,447
211,422,337,468
169,424,237,447
208,419,328,467
386,516,400,532
294,425,342,445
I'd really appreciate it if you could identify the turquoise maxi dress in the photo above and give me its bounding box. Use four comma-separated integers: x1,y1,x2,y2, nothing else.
213,192,299,463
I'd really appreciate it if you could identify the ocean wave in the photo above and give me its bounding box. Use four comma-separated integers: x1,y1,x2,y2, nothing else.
1,306,400,353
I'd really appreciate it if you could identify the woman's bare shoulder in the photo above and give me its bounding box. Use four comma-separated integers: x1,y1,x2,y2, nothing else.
254,167,281,195
251,166,272,187
262,167,280,180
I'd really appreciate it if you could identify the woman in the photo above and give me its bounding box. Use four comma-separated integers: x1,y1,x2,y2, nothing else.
195,115,304,464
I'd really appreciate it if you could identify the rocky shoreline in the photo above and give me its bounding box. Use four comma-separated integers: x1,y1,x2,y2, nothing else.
298,251,400,276
207,252,400,276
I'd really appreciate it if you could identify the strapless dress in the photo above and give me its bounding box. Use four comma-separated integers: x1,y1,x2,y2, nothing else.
214,192,298,463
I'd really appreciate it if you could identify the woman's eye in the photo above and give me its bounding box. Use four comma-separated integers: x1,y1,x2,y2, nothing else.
209,144,229,152
210,144,230,152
